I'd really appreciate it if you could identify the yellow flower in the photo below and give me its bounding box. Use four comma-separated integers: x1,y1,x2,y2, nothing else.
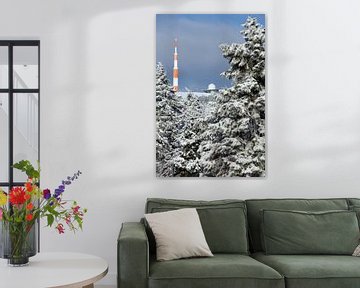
0,190,7,206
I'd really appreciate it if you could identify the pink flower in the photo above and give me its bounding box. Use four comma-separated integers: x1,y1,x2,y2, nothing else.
0,208,3,220
65,214,71,225
56,223,65,234
72,205,80,215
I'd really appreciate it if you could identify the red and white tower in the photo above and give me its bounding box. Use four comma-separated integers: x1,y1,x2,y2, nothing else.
173,38,179,92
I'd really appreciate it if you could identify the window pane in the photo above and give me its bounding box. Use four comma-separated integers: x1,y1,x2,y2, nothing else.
13,93,39,182
0,94,9,182
0,47,8,89
13,46,38,89
0,186,8,192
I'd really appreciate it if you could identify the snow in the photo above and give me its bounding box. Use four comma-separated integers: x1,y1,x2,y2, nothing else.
156,17,266,177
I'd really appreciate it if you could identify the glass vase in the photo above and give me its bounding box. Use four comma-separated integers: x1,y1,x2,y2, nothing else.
0,220,37,266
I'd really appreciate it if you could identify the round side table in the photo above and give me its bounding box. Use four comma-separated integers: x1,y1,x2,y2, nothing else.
0,252,108,288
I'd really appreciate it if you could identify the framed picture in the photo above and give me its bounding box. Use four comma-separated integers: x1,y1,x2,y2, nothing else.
156,14,265,177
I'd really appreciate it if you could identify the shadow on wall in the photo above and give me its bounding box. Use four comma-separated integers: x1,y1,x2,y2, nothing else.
45,0,235,186
44,1,215,194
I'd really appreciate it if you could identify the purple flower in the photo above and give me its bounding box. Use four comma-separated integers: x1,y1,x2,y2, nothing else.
54,189,63,198
43,189,51,200
54,170,82,199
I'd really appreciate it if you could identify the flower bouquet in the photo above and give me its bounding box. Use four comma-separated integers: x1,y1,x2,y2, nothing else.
0,160,87,266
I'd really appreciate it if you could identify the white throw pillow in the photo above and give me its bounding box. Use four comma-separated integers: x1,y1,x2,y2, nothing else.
145,208,213,261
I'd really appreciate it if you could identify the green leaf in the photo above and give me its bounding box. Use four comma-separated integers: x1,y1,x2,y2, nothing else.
13,160,30,170
47,214,54,227
46,205,60,217
12,160,40,180
75,216,83,230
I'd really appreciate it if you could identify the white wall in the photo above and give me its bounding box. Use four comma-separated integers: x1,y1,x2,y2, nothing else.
1,0,360,285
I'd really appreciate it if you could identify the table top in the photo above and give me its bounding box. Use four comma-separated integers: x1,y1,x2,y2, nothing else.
0,252,108,288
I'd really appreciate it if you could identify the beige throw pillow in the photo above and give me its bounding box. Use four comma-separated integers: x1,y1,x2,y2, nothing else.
145,208,213,261
353,244,360,256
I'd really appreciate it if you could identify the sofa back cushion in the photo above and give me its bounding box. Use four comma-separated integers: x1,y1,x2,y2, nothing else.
347,199,360,228
348,198,360,207
145,198,249,254
246,198,349,252
261,209,359,255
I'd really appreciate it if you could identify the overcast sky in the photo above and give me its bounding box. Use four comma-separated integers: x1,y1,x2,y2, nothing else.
156,14,265,92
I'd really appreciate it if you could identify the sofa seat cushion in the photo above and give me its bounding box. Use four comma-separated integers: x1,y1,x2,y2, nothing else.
149,254,284,288
252,252,360,288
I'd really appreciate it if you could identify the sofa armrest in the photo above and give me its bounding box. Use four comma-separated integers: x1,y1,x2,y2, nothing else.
118,222,149,288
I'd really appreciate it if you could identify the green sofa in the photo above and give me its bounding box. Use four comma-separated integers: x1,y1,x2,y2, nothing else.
118,198,360,288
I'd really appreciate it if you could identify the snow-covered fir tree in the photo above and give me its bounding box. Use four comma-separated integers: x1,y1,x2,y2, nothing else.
155,62,184,177
199,17,266,177
172,93,206,176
